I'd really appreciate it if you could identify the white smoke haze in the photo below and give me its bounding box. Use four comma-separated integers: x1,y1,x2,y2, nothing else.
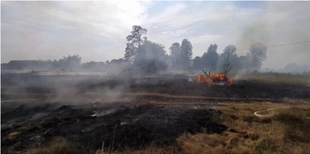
1,73,136,106
48,83,132,105
235,2,310,70
44,74,137,105
1,1,310,71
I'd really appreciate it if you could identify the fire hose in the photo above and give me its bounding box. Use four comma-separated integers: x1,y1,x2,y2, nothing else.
254,107,290,117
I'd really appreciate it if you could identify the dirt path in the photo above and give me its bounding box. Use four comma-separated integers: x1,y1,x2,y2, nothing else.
2,92,280,103
124,92,279,102
1,99,42,103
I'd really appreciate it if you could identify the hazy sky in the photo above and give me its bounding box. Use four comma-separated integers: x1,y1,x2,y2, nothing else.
1,1,310,69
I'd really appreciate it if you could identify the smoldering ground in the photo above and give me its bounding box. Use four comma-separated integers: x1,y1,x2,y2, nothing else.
1,73,229,154
1,73,134,103
0,72,138,132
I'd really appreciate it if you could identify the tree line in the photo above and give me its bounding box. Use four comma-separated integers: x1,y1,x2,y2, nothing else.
123,25,267,74
2,25,268,75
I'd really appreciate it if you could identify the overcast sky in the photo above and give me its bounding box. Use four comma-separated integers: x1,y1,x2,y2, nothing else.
1,1,310,69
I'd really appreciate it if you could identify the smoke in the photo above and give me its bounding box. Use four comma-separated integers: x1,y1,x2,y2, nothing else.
49,83,131,104
236,22,270,53
235,2,310,70
1,73,135,106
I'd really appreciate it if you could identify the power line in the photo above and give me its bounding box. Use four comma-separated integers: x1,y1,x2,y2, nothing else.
238,40,310,51
269,40,310,47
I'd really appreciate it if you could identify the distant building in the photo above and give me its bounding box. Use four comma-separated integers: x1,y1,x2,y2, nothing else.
2,60,47,70
1,63,9,70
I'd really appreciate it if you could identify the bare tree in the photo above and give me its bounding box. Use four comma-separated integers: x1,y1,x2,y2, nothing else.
222,51,232,78
202,69,210,76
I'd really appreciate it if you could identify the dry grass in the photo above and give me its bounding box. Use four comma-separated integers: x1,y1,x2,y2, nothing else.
161,101,310,154
94,144,180,154
274,107,310,143
26,136,78,154
206,101,310,154
233,72,310,85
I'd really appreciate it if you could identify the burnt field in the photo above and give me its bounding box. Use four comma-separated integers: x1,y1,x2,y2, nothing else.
1,74,310,154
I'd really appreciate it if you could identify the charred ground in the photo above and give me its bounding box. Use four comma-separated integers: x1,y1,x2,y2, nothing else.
1,73,310,154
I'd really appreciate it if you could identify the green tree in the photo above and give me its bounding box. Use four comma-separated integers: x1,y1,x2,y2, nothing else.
138,40,167,61
82,61,105,72
247,42,267,71
180,39,193,70
201,44,218,72
218,45,238,72
193,56,203,70
57,55,81,72
133,39,168,74
169,42,182,69
124,25,147,62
